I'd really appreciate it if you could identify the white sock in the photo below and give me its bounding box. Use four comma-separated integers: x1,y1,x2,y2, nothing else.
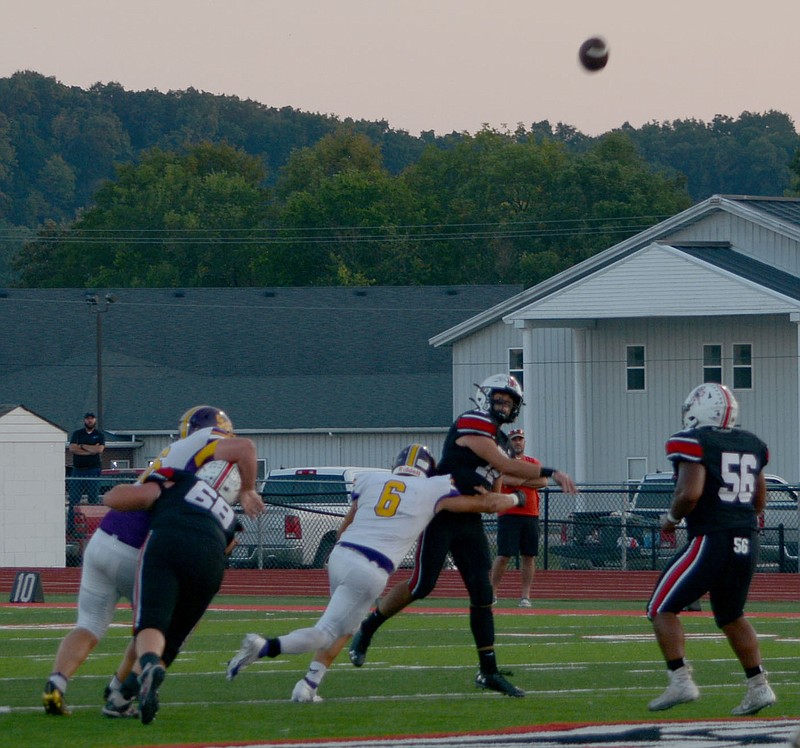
304,660,328,689
49,672,68,693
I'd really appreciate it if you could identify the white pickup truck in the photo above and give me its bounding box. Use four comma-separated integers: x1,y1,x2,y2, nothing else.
228,466,389,569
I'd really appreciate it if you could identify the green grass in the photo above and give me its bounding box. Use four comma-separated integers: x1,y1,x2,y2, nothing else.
1,596,798,747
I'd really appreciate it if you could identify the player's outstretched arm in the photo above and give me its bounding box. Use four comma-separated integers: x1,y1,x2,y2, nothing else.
104,481,161,511
214,437,265,517
458,434,577,494
437,489,517,515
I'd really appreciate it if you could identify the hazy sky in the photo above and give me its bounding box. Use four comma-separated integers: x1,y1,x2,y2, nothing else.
3,0,798,137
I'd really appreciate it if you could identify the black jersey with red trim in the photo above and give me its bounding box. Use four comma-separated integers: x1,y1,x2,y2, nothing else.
436,408,510,495
665,425,769,537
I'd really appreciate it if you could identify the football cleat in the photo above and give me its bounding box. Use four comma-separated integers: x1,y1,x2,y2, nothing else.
348,627,372,667
731,673,776,716
518,598,532,608
227,633,266,680
43,681,70,716
291,679,323,703
648,665,700,711
475,671,525,697
138,662,166,725
102,687,138,718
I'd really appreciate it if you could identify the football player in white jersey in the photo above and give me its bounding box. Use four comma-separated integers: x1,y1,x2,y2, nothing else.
225,444,521,701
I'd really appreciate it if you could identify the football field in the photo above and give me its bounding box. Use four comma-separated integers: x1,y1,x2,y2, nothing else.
1,596,798,747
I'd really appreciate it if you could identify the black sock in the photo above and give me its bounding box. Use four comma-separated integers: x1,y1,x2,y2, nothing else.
667,658,685,672
478,649,498,675
261,638,281,658
138,652,160,672
361,608,388,637
120,672,140,699
745,665,763,679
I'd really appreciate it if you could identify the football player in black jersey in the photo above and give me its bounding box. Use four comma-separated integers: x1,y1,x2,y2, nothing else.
104,406,263,724
349,374,576,697
646,383,776,715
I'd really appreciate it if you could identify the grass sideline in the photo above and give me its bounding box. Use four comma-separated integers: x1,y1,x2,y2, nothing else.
1,596,798,748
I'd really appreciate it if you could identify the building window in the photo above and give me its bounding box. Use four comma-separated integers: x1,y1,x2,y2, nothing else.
703,344,723,383
627,457,647,482
626,345,645,391
732,343,752,389
509,348,523,390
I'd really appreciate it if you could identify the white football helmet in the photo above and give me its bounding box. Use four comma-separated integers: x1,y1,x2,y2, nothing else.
474,374,523,424
681,383,738,429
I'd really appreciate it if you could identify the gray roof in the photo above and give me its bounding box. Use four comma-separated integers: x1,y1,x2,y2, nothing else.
674,245,800,301
0,285,521,433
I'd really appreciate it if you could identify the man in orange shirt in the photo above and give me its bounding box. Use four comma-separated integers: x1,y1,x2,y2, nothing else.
490,429,547,608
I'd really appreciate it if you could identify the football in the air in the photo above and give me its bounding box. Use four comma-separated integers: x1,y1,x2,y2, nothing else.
197,459,242,504
578,36,609,72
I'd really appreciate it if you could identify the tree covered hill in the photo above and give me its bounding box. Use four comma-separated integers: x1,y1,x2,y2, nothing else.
1,70,798,231
0,71,798,289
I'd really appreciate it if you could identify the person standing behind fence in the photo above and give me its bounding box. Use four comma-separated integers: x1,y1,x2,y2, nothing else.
646,383,776,716
68,412,106,534
490,428,547,608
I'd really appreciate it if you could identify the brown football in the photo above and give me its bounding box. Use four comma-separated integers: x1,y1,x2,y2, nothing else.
578,37,609,72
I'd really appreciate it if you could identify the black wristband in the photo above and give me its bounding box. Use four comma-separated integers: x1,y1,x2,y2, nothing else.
514,490,526,507
540,467,555,478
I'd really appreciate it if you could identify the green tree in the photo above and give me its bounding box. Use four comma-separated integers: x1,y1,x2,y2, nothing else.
621,111,799,200
401,128,691,286
789,148,800,196
265,130,428,285
37,155,75,213
13,142,271,287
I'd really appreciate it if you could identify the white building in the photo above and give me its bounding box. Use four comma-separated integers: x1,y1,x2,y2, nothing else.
0,405,66,566
432,195,800,484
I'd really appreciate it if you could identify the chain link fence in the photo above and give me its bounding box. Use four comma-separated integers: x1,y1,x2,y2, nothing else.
64,476,799,573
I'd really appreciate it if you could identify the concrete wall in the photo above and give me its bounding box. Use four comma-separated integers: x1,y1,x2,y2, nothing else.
0,406,67,567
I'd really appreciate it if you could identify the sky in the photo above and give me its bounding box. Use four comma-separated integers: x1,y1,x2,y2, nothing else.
2,0,798,138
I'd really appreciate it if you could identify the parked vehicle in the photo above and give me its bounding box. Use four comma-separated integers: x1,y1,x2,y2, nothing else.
229,466,389,569
65,468,144,565
628,471,798,571
550,471,798,571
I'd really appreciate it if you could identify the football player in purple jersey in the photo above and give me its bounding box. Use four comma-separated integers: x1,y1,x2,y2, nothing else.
349,374,575,697
646,383,776,716
42,507,151,718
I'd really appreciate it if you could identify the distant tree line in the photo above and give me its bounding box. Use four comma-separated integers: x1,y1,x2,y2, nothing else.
1,71,798,288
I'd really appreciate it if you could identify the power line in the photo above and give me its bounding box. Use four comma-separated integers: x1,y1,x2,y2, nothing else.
0,214,670,247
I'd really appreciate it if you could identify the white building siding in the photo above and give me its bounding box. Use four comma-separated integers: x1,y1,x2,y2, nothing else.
522,327,576,472
0,406,66,567
135,430,450,478
450,321,522,413
579,315,799,483
516,246,796,319
668,213,800,277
